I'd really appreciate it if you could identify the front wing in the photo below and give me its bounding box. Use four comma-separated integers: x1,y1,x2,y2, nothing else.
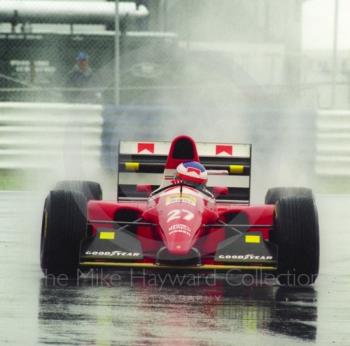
79,224,277,272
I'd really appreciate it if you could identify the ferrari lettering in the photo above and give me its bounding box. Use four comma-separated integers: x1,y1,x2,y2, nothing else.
85,250,140,257
219,254,273,261
167,209,194,222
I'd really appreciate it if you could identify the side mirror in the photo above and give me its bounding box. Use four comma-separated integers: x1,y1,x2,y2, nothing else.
212,186,228,197
136,184,152,195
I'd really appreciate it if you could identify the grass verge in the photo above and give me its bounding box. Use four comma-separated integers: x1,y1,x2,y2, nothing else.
0,170,27,190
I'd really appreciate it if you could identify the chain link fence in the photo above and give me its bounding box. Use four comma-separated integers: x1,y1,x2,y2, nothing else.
0,0,348,108
0,0,165,104
0,30,179,104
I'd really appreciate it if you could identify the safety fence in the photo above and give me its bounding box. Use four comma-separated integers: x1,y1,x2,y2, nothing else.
315,110,350,178
1,102,347,184
0,102,102,171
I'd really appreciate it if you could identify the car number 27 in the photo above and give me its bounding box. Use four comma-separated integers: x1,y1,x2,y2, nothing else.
167,209,194,222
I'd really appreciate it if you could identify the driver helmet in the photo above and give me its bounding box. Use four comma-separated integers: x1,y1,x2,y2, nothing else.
176,161,208,187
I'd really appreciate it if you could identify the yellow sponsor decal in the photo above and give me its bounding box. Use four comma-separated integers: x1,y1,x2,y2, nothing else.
125,162,140,171
100,231,115,240
166,194,197,206
229,165,244,174
245,235,261,244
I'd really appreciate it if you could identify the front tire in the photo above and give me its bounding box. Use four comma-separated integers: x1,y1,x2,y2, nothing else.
265,187,313,205
40,190,87,277
55,180,102,201
272,196,319,286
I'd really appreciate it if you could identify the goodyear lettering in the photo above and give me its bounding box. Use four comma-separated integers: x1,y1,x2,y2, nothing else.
219,254,273,261
85,250,140,257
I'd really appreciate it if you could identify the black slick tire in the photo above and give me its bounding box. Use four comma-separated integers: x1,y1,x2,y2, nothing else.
40,190,87,277
265,187,313,205
272,196,319,286
55,180,102,201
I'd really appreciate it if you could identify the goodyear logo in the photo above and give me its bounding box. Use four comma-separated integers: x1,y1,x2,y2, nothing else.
99,231,115,240
245,235,261,244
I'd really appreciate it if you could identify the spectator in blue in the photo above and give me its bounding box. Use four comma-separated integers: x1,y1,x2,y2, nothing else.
67,51,93,89
65,51,98,102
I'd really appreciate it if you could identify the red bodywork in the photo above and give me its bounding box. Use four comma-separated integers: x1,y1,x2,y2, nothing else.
86,136,274,266
88,197,274,265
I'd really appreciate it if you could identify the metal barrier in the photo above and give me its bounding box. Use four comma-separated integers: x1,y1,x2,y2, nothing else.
0,102,102,170
316,110,350,177
2,103,346,181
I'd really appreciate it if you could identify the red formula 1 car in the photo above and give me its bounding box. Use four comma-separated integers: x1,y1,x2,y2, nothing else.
40,135,319,285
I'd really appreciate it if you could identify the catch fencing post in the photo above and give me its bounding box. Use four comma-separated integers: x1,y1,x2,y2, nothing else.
115,0,120,105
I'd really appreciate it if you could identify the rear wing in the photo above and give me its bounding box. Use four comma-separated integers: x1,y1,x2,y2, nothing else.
117,140,252,204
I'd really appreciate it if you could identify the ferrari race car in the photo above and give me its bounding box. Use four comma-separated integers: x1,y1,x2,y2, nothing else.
40,135,319,285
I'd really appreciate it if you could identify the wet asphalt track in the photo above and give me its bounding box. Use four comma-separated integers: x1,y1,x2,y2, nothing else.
0,191,349,345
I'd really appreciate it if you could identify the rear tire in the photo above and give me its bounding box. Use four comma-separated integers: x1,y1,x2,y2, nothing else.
272,196,319,286
40,190,87,277
265,187,313,205
55,180,102,201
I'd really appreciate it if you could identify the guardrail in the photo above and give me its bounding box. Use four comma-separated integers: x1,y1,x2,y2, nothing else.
1,103,346,182
316,110,350,177
0,102,102,170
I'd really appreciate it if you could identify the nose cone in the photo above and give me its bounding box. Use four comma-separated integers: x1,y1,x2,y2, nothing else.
164,223,194,255
156,187,204,257
156,246,201,266
167,237,192,255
